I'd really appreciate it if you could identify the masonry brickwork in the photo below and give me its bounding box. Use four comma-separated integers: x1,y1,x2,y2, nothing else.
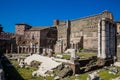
54,11,113,53
1,10,120,60
15,23,57,54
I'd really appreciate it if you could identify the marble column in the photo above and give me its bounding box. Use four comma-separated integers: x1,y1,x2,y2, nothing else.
110,24,115,57
98,20,101,58
98,18,116,59
101,20,106,59
106,22,110,58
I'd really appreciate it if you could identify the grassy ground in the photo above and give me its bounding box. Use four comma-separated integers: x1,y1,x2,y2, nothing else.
10,59,120,80
98,67,120,80
54,52,97,59
2,53,120,80
77,52,97,59
10,60,54,80
62,67,120,80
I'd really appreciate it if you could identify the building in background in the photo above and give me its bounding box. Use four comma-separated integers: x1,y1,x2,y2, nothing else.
0,25,15,54
0,10,120,61
15,23,57,54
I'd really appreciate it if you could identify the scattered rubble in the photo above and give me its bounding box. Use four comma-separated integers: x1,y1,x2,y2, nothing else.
114,62,120,67
54,76,60,80
19,59,25,68
87,71,100,80
109,67,118,75
24,54,61,76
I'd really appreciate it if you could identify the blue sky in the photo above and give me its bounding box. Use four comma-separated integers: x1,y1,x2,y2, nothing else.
0,0,120,32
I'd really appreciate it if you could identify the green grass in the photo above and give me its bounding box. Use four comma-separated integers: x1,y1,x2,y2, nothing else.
10,60,19,66
98,67,120,80
53,52,96,59
62,67,120,80
62,54,71,59
53,53,71,59
5,55,120,80
10,60,54,80
77,52,97,59
16,67,54,80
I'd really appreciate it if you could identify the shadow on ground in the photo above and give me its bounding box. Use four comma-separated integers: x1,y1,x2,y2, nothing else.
1,55,24,80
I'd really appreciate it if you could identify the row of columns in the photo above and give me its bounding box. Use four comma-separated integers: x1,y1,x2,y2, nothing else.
98,18,116,59
17,46,40,54
71,43,79,50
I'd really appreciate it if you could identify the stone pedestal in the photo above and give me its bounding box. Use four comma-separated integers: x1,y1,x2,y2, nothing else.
70,59,80,75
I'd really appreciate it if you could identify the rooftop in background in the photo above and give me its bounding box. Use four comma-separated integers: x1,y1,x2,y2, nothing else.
29,26,50,31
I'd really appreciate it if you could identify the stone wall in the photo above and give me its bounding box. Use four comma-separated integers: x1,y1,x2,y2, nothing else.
15,23,31,35
70,11,113,51
55,20,70,53
16,25,57,54
55,10,113,53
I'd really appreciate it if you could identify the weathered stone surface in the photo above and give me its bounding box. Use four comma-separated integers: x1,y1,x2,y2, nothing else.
98,18,116,59
55,10,113,53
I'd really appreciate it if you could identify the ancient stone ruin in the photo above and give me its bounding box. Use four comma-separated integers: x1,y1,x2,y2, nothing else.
98,18,116,59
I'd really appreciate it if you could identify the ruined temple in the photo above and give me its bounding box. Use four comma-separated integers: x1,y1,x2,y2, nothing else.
54,10,114,54
1,10,119,60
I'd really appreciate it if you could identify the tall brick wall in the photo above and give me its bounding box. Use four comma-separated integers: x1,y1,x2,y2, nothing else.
70,11,113,51
56,11,114,53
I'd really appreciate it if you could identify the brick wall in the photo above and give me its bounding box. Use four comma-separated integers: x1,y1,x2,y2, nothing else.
56,11,113,53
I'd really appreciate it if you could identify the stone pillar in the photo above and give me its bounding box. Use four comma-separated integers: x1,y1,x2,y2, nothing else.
110,24,115,57
106,22,110,58
28,47,29,53
34,46,36,53
37,48,38,54
61,40,63,53
70,62,80,75
70,49,77,63
31,47,33,53
37,46,40,54
17,46,20,54
21,47,23,53
29,47,31,53
98,20,101,58
23,47,25,53
101,20,106,59
98,18,116,59
25,47,27,53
